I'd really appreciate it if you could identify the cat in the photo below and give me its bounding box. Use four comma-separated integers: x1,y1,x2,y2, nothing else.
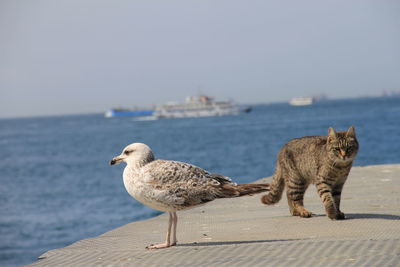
261,126,359,220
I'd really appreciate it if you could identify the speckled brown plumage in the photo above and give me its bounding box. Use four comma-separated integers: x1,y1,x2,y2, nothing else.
111,142,270,249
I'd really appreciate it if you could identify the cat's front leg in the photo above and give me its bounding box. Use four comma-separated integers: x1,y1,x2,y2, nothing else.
332,182,345,219
316,181,343,220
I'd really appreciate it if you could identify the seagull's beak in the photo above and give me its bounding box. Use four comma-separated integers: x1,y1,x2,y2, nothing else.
110,155,123,165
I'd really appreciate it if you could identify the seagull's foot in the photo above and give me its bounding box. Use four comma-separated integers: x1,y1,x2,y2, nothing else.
146,242,176,250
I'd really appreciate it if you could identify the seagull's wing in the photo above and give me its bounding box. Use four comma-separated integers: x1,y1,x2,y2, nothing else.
142,160,236,208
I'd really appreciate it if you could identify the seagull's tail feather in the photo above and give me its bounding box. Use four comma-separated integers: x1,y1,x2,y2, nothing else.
219,183,270,198
235,183,271,196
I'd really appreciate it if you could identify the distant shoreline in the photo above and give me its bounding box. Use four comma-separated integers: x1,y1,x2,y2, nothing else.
1,95,399,120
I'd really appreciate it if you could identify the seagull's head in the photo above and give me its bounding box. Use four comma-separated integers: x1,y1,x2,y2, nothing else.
110,143,155,167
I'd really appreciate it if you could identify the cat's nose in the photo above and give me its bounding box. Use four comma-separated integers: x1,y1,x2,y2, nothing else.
340,150,346,157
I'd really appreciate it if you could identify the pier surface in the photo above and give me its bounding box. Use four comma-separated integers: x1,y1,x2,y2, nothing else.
28,164,400,266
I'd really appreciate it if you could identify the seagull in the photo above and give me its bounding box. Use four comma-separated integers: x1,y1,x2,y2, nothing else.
110,143,270,249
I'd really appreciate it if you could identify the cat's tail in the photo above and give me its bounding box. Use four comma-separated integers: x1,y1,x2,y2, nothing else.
261,165,285,205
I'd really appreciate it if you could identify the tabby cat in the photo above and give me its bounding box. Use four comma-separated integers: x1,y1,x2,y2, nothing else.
261,126,359,220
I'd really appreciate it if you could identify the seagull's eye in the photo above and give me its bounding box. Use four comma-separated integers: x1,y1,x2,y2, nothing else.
124,150,132,155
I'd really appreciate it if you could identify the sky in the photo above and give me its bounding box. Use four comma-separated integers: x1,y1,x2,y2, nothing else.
0,0,399,118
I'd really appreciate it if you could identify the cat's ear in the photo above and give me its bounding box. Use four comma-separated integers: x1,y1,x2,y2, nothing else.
328,127,337,140
346,126,356,138
328,127,337,142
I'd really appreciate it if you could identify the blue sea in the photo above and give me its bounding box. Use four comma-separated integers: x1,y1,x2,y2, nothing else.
1,97,399,266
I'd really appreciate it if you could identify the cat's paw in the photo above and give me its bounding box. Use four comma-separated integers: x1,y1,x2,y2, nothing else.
336,212,345,220
291,207,313,218
328,212,345,220
299,210,313,218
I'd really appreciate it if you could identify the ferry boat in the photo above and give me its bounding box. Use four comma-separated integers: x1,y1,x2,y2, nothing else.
104,108,154,118
289,97,314,106
153,95,248,119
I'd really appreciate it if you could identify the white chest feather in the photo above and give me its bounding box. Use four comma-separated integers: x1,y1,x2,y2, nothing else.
122,166,176,212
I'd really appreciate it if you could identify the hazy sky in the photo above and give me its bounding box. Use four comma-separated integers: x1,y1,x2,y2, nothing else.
1,0,399,118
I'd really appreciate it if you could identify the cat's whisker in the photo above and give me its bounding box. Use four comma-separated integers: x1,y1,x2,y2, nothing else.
332,159,338,168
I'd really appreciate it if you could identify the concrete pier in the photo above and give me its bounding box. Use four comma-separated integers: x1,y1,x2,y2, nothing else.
28,164,400,266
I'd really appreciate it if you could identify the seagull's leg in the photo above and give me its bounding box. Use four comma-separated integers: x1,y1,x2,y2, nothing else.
146,212,174,249
171,212,178,246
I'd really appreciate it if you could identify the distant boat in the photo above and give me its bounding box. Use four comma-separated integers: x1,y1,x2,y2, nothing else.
153,95,249,119
104,108,154,118
289,97,314,106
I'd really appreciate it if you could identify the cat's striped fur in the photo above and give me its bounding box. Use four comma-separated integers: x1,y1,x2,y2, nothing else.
261,127,359,220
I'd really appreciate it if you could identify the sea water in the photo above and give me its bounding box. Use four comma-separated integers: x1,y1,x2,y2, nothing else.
1,97,399,266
